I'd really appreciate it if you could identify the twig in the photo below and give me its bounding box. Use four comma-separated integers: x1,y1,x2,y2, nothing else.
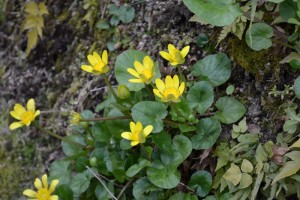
179,182,197,194
116,177,136,199
86,166,118,200
80,115,131,122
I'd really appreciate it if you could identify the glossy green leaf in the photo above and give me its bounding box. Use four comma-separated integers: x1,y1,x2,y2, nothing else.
188,170,212,197
241,159,253,173
133,177,160,200
49,160,71,185
61,134,86,156
55,185,74,200
294,76,300,99
279,0,297,22
223,163,242,186
215,97,246,124
115,50,160,91
92,122,111,142
152,131,173,153
126,159,150,177
246,23,273,51
192,118,221,149
95,180,115,200
272,161,300,184
187,81,214,114
119,5,135,23
239,173,253,189
226,85,235,95
147,161,180,189
70,169,93,196
192,53,231,86
132,101,168,133
169,192,198,200
183,0,241,26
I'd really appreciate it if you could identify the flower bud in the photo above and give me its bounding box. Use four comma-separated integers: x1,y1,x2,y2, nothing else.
118,84,130,99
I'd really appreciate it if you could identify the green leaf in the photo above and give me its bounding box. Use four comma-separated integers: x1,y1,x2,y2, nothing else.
132,101,168,133
294,76,300,99
283,120,299,134
119,5,135,23
192,118,221,149
279,0,298,22
95,180,115,200
192,53,231,86
92,122,111,142
182,0,241,26
105,108,130,138
241,159,253,173
290,138,300,148
147,161,180,189
90,148,109,175
255,144,268,163
187,81,214,114
267,0,284,3
246,23,273,51
226,85,235,95
95,19,110,29
70,169,94,196
115,50,160,91
49,160,71,185
55,185,74,200
126,159,150,177
223,163,242,186
61,134,86,156
133,177,160,200
169,192,198,200
188,171,212,197
152,131,173,153
272,161,300,184
239,173,253,189
214,97,246,124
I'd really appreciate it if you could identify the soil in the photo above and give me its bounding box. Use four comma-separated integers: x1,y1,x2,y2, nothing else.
0,0,297,199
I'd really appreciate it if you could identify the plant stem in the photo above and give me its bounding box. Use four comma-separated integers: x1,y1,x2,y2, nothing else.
117,177,136,199
103,73,118,101
196,112,215,118
34,123,85,148
140,143,151,161
272,39,296,50
80,115,132,122
145,84,154,99
177,65,186,82
163,119,179,127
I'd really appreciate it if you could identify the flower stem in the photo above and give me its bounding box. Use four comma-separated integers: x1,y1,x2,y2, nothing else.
34,123,85,148
140,143,151,161
145,84,154,99
103,73,118,101
80,115,132,122
177,65,186,82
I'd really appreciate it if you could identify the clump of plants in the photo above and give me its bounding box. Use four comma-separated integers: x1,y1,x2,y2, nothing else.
11,43,249,199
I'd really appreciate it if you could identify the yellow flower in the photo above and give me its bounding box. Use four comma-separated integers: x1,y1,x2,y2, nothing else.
127,56,155,84
159,44,190,66
69,111,81,125
153,75,185,102
9,98,40,130
23,174,59,200
121,121,153,146
81,50,109,75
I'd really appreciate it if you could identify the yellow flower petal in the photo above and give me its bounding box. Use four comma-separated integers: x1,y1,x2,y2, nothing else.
131,141,139,146
135,121,143,132
173,75,179,88
102,50,108,65
27,98,35,112
121,132,132,140
130,121,135,132
10,111,20,120
153,89,163,98
180,46,190,58
50,195,59,200
127,68,140,78
9,122,24,130
101,65,109,74
129,79,144,83
81,65,93,73
143,125,153,137
143,56,153,69
155,78,166,92
23,189,37,197
134,61,144,73
168,44,176,55
34,178,43,190
159,51,172,61
87,55,98,66
49,179,59,194
14,104,26,116
42,174,48,189
170,61,179,66
34,110,40,118
165,75,173,88
179,82,185,95
93,52,102,63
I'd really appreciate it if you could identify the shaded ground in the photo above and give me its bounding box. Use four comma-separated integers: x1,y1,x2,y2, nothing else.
0,0,296,199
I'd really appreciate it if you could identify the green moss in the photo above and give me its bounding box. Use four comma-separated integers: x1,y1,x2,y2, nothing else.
227,37,283,82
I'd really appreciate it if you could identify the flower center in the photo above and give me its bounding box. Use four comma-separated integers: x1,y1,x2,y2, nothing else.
37,188,51,200
139,70,153,82
20,111,35,124
163,88,179,101
93,62,105,72
173,51,184,64
132,131,145,143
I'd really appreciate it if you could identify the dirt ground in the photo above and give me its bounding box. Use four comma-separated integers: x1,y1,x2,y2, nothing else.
0,0,296,199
